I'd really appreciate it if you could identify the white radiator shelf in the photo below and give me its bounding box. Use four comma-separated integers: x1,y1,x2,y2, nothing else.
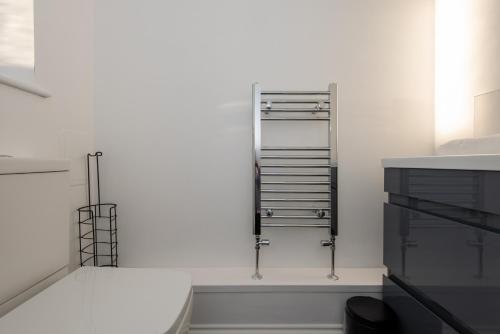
172,267,385,289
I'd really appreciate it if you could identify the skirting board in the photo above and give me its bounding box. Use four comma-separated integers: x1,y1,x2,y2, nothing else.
190,323,343,334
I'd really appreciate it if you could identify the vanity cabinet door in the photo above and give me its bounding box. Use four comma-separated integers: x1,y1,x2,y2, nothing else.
383,276,461,334
384,203,500,334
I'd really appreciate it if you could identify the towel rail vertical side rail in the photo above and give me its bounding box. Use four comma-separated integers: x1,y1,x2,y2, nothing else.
320,83,339,280
252,83,269,280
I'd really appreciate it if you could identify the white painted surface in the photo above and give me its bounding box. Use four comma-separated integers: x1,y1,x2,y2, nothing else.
471,0,500,97
176,267,384,287
382,154,500,170
0,267,193,334
434,0,473,147
0,0,95,270
95,0,434,268
435,0,500,145
475,89,500,136
0,157,69,174
0,168,70,309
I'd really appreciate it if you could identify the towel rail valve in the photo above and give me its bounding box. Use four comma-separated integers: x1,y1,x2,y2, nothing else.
252,236,270,280
321,236,339,280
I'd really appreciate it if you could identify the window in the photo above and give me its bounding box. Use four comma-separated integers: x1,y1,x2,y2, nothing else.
0,0,34,70
0,0,48,97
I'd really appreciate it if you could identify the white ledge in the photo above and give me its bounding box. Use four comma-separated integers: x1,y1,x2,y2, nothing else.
172,267,386,289
0,72,51,98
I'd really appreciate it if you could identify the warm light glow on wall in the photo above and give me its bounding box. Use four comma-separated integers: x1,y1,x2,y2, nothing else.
435,0,473,147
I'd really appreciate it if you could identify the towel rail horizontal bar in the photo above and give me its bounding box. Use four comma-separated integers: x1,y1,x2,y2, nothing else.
262,181,330,185
261,190,330,194
263,216,331,219
262,207,331,211
262,198,330,202
262,164,330,168
262,117,330,121
262,223,330,228
262,147,331,151
262,91,329,95
261,155,330,159
261,109,330,112
261,173,330,177
261,100,330,104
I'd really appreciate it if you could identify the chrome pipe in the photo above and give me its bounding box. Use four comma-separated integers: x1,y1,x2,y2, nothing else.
252,235,270,280
321,236,339,280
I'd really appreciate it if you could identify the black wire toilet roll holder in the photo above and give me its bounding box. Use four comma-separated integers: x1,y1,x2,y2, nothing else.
77,152,118,267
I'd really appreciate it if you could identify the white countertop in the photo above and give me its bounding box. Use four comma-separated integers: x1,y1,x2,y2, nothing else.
0,157,70,174
382,154,500,171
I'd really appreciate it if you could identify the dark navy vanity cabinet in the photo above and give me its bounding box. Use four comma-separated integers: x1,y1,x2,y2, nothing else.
383,167,500,334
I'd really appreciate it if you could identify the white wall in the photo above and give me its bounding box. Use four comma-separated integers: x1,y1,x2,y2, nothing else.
471,1,500,137
435,0,500,145
95,0,435,268
0,0,95,269
472,0,500,97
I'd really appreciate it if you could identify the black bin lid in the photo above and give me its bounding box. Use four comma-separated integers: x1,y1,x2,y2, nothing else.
346,296,397,328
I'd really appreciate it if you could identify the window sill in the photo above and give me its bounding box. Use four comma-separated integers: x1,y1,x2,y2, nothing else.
0,70,51,98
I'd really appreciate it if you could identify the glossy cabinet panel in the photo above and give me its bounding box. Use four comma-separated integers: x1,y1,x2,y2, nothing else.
383,276,461,334
384,203,500,334
385,168,500,216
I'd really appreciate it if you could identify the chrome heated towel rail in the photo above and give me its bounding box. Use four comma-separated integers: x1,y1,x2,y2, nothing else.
252,83,338,280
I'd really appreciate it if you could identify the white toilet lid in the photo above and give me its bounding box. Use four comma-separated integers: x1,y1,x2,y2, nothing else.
0,267,192,334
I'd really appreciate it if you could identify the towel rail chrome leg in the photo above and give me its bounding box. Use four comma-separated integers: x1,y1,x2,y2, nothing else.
252,235,270,280
321,236,339,280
